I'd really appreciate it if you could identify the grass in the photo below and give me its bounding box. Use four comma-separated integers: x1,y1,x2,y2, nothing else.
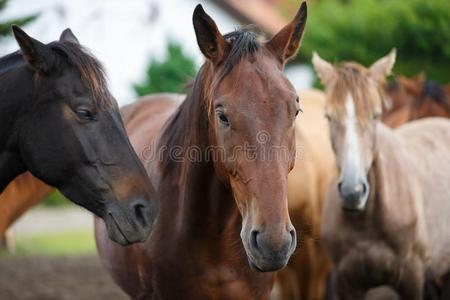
2,230,97,256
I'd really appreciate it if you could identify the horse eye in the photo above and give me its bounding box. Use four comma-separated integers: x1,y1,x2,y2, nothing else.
324,113,332,121
75,108,94,121
216,111,230,126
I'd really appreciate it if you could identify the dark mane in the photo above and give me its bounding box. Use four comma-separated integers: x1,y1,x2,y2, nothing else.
420,80,447,103
220,28,260,81
0,41,111,109
49,41,112,109
158,28,262,173
0,51,24,76
417,80,450,113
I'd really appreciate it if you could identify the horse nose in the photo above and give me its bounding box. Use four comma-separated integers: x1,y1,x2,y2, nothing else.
129,198,154,231
250,226,296,260
338,180,368,210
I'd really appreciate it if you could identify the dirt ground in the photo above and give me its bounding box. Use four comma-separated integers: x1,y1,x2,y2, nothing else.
0,255,128,300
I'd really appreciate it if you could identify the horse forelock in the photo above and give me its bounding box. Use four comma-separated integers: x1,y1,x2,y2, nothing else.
49,41,113,110
328,63,382,123
158,28,265,172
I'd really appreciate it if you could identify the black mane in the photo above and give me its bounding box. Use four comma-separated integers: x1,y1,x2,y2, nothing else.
49,41,112,109
0,41,112,109
420,80,447,104
0,51,24,76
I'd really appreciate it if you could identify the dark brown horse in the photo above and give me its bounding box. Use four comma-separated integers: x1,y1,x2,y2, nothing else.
313,50,450,299
96,3,307,299
382,73,450,128
0,27,156,245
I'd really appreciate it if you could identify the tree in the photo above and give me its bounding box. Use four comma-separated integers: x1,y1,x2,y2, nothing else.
0,0,38,37
288,0,450,83
134,42,197,96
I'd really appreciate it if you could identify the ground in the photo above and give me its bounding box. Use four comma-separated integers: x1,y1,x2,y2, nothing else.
0,255,128,300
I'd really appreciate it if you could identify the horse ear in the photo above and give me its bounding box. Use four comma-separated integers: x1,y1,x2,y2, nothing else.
398,75,421,97
369,49,396,83
192,4,228,64
267,1,307,64
12,25,56,74
60,28,79,44
412,71,425,83
312,52,336,86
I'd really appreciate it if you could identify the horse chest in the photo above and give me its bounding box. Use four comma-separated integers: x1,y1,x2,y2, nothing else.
142,222,270,298
148,249,272,300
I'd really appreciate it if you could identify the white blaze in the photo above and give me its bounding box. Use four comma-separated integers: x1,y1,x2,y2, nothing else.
344,93,361,178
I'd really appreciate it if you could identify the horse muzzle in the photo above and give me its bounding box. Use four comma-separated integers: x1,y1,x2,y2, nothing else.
103,199,155,245
338,178,369,212
244,226,296,272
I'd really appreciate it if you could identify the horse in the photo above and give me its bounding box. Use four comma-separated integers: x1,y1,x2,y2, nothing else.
0,26,156,245
0,172,52,251
274,89,335,300
313,50,450,299
382,73,450,128
0,95,334,299
95,3,308,299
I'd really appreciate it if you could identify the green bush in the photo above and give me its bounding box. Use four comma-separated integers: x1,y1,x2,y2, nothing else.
296,0,450,83
0,0,39,37
133,42,197,96
41,190,71,207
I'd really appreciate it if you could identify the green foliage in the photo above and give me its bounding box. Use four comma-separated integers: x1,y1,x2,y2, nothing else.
0,0,39,37
41,190,72,207
134,42,198,96
297,0,450,83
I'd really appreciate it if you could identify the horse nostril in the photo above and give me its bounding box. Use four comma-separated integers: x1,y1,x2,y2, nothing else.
130,200,150,229
135,204,146,226
338,181,343,194
289,229,296,243
250,230,260,253
361,182,368,195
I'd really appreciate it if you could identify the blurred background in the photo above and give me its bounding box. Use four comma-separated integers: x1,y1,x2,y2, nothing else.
0,0,448,299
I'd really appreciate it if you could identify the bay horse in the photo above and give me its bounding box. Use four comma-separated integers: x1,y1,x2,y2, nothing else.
382,73,450,128
0,27,156,245
96,3,307,299
313,50,450,299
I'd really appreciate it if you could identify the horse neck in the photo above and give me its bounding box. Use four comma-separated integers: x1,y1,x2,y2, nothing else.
0,59,33,191
365,123,420,234
0,57,34,148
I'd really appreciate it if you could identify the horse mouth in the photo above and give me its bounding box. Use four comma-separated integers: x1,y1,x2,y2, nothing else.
106,212,132,245
247,254,289,273
342,205,364,213
104,212,147,246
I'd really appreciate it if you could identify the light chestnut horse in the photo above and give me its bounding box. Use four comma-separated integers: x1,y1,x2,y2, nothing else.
0,172,52,249
275,89,335,300
313,50,450,299
96,4,308,299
